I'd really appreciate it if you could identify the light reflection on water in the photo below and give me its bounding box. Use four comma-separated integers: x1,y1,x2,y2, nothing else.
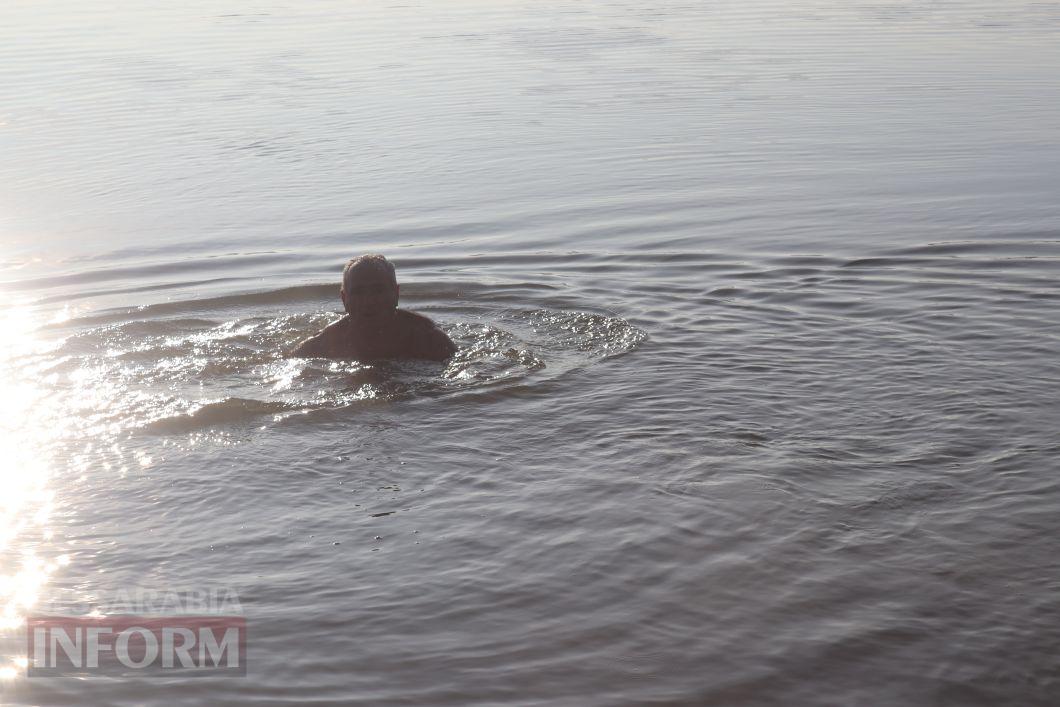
0,304,65,679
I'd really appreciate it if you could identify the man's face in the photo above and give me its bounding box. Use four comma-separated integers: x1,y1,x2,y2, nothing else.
342,268,398,320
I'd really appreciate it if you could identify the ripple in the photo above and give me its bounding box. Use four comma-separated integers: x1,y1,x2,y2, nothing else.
29,289,645,437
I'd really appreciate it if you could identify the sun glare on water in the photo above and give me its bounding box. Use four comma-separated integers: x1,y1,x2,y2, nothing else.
0,300,65,678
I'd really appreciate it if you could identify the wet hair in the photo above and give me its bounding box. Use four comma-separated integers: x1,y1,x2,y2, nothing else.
342,254,397,293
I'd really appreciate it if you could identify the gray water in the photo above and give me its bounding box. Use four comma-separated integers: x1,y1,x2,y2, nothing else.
2,1,1060,705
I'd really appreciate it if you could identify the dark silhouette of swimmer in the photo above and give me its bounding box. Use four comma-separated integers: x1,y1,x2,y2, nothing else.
288,254,456,361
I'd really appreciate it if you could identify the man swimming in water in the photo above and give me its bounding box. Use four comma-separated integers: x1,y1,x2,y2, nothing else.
288,254,456,361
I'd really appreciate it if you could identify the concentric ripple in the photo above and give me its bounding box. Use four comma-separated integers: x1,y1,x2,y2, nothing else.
27,293,645,438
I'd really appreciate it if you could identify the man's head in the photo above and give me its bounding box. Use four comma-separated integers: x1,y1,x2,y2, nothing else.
340,254,399,319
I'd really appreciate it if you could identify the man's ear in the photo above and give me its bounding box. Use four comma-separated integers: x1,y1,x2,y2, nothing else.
340,287,347,309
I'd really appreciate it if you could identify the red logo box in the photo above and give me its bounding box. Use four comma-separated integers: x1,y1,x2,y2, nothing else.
27,615,247,677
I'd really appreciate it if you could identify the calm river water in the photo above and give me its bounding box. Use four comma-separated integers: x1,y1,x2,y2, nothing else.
2,1,1060,705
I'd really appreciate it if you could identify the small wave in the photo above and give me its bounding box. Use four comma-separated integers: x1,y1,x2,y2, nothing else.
889,240,1060,257
49,285,339,329
142,398,299,434
8,252,294,293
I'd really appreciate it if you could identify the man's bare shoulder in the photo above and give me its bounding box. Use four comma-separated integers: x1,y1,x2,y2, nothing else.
396,309,457,360
287,317,349,358
395,309,442,330
287,311,454,361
